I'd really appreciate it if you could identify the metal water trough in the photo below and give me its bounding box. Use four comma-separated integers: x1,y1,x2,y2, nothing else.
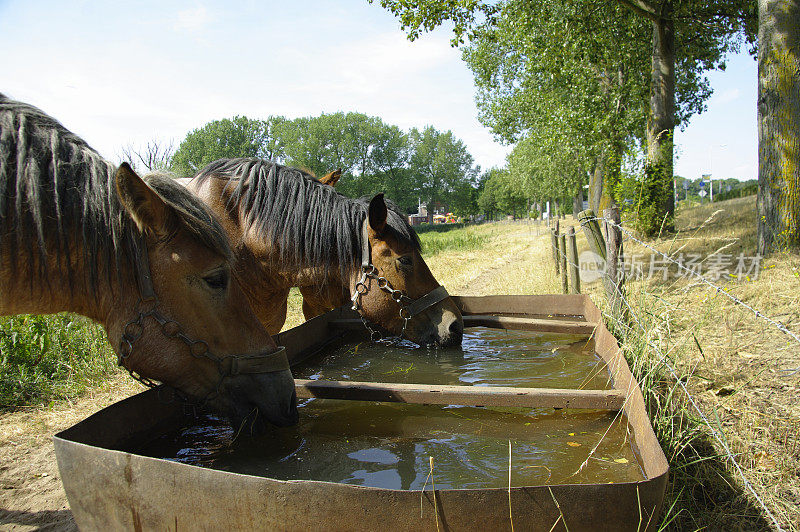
54,295,669,531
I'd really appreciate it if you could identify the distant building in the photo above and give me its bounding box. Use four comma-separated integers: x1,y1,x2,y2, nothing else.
408,198,428,226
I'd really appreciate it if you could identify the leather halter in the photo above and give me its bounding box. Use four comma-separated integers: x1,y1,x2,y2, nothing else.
350,220,451,341
118,231,290,402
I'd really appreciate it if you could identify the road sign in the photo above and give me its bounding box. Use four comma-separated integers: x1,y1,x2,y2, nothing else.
698,190,707,198
699,180,705,187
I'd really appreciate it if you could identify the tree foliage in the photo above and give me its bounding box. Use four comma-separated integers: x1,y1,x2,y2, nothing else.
172,116,285,177
374,0,756,234
169,112,481,217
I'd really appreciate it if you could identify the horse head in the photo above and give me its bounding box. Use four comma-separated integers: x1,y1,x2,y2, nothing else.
113,164,297,430
352,193,463,347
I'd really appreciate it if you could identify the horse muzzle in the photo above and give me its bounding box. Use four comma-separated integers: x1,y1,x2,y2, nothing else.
221,348,299,432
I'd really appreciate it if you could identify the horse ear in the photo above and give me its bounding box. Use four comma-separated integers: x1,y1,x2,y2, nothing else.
116,163,173,237
368,193,387,234
320,168,342,187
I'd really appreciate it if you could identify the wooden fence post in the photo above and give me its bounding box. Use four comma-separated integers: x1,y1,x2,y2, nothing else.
575,208,629,325
550,228,560,274
577,210,606,262
567,226,580,294
603,206,626,321
559,232,568,294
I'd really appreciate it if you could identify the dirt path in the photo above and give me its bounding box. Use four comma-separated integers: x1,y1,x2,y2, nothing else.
0,376,142,531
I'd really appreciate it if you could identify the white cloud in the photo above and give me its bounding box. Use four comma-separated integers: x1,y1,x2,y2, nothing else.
174,5,210,33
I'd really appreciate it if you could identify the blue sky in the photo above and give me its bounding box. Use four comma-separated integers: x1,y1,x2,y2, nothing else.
1,0,757,181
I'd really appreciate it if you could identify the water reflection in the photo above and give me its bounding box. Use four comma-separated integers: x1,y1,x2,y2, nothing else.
135,327,644,489
297,327,611,390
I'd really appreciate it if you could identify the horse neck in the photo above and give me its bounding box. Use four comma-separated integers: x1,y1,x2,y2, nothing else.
0,243,134,326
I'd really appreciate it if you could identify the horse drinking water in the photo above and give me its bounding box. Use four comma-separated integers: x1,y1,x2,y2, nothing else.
0,95,297,430
185,158,463,347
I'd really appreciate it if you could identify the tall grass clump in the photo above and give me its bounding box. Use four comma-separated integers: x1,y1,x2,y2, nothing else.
605,290,773,530
0,313,117,408
413,222,468,234
418,225,490,257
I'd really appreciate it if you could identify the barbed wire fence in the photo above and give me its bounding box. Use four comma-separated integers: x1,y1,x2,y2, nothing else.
546,209,792,530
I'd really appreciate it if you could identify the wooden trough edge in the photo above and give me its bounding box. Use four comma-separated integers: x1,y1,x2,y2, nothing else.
294,379,626,410
329,314,598,335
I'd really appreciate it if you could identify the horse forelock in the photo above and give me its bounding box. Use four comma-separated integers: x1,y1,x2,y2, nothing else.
144,172,232,260
193,157,419,283
0,93,232,292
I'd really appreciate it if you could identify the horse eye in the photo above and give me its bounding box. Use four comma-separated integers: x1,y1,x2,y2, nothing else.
203,270,228,290
398,256,413,267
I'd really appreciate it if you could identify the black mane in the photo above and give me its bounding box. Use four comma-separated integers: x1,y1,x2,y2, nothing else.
0,93,230,291
193,157,419,282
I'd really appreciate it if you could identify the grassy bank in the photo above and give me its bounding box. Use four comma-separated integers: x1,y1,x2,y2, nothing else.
2,202,796,529
599,196,798,529
417,224,492,256
0,314,117,408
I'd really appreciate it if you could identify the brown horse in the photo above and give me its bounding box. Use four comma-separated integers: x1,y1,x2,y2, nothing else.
185,158,463,347
0,95,297,429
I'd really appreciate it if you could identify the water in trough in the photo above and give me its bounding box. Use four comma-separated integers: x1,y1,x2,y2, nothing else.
135,327,645,489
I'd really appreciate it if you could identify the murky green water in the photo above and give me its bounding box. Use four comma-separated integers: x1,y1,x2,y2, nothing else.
295,327,612,390
135,327,645,489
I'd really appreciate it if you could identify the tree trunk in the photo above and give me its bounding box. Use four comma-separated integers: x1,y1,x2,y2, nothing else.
573,182,584,217
588,159,602,213
588,157,614,214
758,0,800,253
640,8,676,235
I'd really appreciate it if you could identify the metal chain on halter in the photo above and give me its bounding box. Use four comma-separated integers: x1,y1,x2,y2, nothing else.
350,263,413,344
118,303,223,406
350,219,451,346
117,231,290,406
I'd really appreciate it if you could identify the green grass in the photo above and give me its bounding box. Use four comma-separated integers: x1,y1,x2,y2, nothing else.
0,314,117,408
606,283,776,530
418,224,491,257
413,222,468,234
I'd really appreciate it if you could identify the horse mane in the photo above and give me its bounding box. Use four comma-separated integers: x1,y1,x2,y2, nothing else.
0,93,230,292
193,157,420,282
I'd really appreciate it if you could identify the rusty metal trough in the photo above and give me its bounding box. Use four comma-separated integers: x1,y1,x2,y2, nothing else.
54,295,669,531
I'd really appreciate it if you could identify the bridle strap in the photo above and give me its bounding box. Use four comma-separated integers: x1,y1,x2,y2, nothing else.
352,218,451,342
134,231,157,302
361,220,372,268
404,285,451,317
120,232,290,402
222,347,290,375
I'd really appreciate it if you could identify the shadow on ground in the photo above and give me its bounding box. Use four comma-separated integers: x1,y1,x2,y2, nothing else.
0,508,76,531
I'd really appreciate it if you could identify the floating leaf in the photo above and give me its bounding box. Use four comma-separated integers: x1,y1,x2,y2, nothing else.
614,458,629,464
568,432,575,436
567,442,581,447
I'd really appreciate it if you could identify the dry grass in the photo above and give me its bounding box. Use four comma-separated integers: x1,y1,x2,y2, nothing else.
615,196,800,530
3,200,798,530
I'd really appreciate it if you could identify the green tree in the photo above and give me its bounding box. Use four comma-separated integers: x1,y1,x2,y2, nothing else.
172,116,286,177
757,0,800,252
173,110,480,216
373,0,756,235
281,113,356,178
478,167,527,218
280,112,389,198
477,168,501,219
408,126,477,220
